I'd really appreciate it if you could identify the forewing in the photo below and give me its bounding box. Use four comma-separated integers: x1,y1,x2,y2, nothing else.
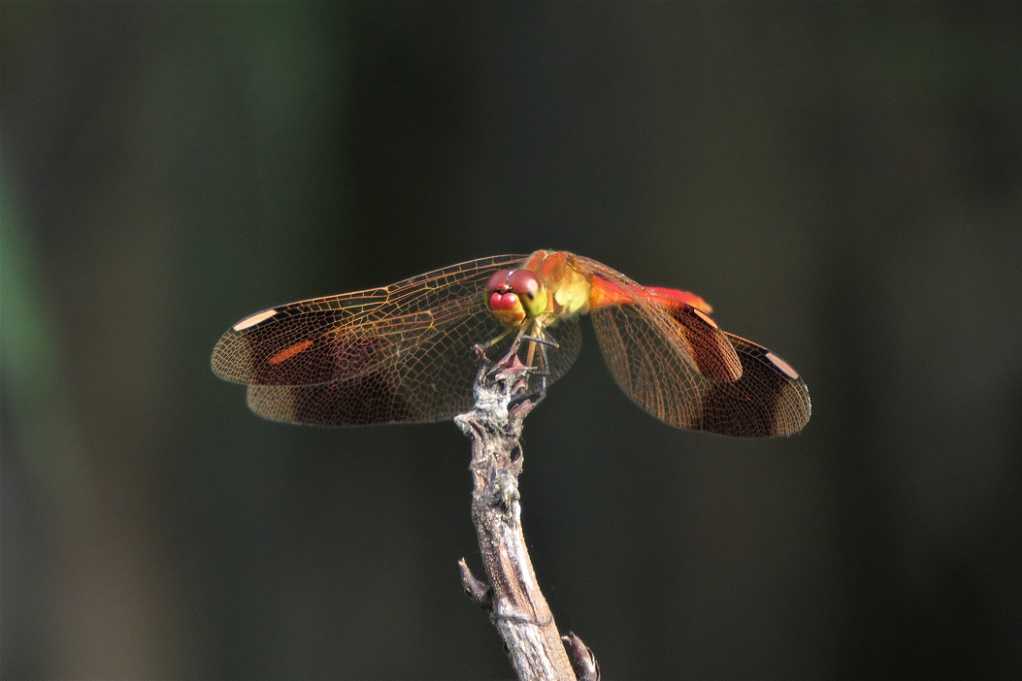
245,316,583,426
211,254,528,386
591,301,810,436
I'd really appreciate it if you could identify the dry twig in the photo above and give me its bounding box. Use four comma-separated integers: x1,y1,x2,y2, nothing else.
455,357,599,681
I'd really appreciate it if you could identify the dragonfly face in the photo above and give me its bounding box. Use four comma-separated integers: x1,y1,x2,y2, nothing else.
485,269,548,326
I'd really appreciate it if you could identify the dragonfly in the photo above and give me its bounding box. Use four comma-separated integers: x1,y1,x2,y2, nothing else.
211,250,811,437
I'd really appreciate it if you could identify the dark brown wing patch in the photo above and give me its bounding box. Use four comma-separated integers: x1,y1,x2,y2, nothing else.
673,305,743,382
591,300,811,437
694,333,811,437
244,316,583,426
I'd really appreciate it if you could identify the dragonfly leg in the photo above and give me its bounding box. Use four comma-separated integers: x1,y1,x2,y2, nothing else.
529,339,550,405
485,322,553,410
472,327,514,363
485,324,529,376
525,323,539,370
521,332,559,349
522,324,556,375
509,351,548,410
511,323,550,409
538,339,551,397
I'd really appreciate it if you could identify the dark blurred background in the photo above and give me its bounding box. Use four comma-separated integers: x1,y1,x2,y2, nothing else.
3,3,1021,679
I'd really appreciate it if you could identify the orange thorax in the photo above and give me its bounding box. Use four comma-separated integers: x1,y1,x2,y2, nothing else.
523,249,713,321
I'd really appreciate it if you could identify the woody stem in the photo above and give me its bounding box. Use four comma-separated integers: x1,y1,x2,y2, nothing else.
454,355,593,681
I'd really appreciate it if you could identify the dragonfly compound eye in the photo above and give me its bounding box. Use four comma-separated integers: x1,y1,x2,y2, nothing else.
486,269,512,294
507,270,547,317
484,269,525,324
489,290,520,311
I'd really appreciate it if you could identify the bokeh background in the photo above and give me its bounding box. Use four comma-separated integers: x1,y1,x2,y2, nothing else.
3,3,1021,679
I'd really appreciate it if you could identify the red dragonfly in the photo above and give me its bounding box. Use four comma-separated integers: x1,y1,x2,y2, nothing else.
211,250,810,436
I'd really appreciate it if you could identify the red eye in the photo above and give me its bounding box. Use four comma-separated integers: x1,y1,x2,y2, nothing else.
486,269,511,293
507,270,539,299
489,291,519,310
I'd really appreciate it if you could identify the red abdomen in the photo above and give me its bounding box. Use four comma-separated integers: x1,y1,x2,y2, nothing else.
589,274,713,314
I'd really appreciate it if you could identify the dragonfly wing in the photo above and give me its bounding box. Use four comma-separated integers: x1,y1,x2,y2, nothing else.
211,254,529,386
591,302,709,430
245,300,504,425
699,332,811,437
591,303,810,437
245,316,582,426
571,254,743,381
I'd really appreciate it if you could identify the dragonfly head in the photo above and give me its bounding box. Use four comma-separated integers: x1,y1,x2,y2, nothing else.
486,269,548,325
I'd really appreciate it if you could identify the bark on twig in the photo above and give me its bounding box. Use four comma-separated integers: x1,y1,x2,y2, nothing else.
561,632,601,681
455,358,598,681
